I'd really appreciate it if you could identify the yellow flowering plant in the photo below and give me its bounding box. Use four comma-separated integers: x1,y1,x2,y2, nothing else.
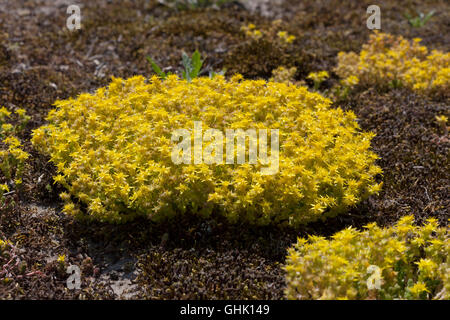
335,32,449,95
56,254,67,272
32,75,381,224
0,107,30,195
330,75,360,101
1,237,44,283
269,66,298,85
0,238,14,282
277,31,296,44
285,216,449,300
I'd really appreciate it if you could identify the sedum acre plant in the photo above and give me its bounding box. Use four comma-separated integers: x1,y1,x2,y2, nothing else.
241,21,296,45
307,71,329,90
0,107,30,195
335,32,449,95
32,75,381,224
285,216,450,300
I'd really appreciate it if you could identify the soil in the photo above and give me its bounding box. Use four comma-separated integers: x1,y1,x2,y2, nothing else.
0,0,448,299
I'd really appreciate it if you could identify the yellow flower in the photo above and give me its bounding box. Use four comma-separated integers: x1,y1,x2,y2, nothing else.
0,106,11,119
277,31,296,44
253,30,262,38
368,182,383,194
416,259,437,275
270,66,297,84
53,175,65,184
10,148,29,161
408,282,429,296
0,239,11,251
0,184,9,193
286,35,296,43
4,136,20,147
1,123,13,132
307,71,329,82
435,115,447,124
15,108,27,117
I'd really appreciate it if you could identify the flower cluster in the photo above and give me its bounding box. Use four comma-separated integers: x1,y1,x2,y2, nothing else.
240,23,263,40
0,239,10,254
307,71,329,90
32,75,381,224
240,21,296,44
285,216,450,300
335,32,449,95
0,106,30,193
1,238,14,282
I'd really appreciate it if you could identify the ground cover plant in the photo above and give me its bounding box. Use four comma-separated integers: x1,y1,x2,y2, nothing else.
0,0,448,300
335,31,449,95
31,75,381,225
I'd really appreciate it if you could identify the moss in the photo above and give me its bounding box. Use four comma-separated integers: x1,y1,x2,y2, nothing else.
224,38,311,79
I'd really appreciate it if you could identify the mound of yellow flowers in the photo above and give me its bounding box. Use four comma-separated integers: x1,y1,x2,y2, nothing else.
335,31,449,95
285,216,449,300
32,75,381,224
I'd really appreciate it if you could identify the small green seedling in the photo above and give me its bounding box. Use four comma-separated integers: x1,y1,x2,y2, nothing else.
146,56,171,80
405,10,435,28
